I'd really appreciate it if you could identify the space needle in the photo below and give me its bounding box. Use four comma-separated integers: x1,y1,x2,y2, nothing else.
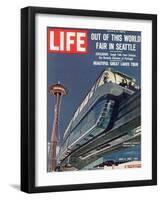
48,82,67,172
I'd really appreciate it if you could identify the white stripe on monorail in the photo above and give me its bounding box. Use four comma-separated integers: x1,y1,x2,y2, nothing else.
60,124,97,157
60,106,113,158
68,124,96,149
68,112,109,150
80,131,141,160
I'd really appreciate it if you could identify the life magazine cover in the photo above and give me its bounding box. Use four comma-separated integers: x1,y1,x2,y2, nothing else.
47,27,141,172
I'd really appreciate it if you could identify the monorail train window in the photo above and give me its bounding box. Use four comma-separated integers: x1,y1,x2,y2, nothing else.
98,70,116,87
114,71,136,87
119,78,128,87
103,72,109,83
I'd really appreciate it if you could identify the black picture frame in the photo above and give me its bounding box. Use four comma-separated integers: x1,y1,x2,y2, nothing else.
21,6,157,193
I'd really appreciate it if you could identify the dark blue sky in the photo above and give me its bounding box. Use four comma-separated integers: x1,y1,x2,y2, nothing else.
47,28,141,143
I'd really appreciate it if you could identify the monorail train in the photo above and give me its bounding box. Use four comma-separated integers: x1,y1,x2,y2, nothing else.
57,68,141,170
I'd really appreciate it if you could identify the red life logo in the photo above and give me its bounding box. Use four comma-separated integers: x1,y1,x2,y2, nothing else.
48,28,88,54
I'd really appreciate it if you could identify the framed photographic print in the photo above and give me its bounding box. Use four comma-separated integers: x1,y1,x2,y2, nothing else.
21,6,157,193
